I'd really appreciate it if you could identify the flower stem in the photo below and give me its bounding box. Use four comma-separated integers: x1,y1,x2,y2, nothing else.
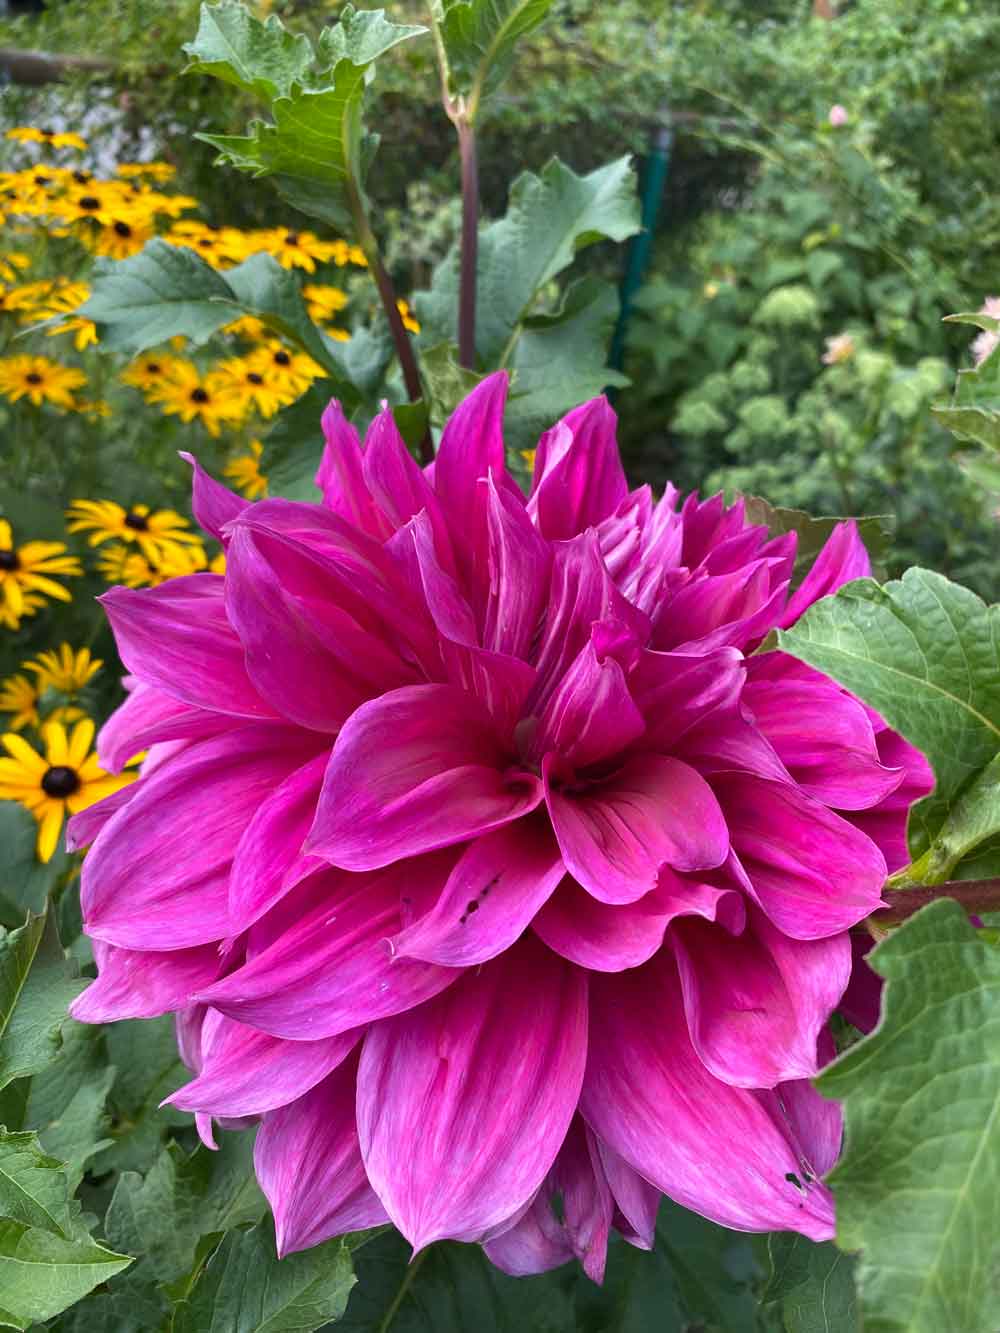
457,115,478,369
872,878,1000,927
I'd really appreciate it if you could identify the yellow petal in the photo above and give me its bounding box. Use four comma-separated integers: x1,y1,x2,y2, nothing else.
42,722,69,767
36,803,64,863
1,732,47,773
67,718,95,768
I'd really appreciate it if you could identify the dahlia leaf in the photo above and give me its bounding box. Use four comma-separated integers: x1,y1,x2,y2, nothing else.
779,567,1000,859
262,385,334,503
316,6,427,68
933,338,1000,453
763,1235,859,1333
742,497,894,586
0,800,70,922
105,1135,265,1285
818,899,1000,1333
43,1279,171,1333
415,156,640,365
505,277,628,451
0,911,83,1092
0,1219,131,1331
439,0,556,110
0,1129,74,1237
89,1016,190,1175
421,341,492,427
182,1,315,100
169,1218,368,1333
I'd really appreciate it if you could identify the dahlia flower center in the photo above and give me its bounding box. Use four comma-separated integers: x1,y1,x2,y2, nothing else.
42,765,81,798
124,511,150,531
0,549,19,571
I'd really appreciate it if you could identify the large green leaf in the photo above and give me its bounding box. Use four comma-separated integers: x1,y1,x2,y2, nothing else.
764,1236,859,1333
819,900,1000,1333
0,801,70,927
0,1221,131,1330
170,1219,370,1333
778,568,1000,858
415,156,639,366
183,0,314,100
105,1134,265,1285
0,912,83,1092
0,1130,73,1238
439,0,555,110
90,1015,190,1174
933,329,1000,452
505,276,626,452
195,5,425,232
742,497,894,585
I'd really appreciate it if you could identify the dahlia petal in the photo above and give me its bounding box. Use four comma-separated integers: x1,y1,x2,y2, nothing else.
528,396,628,540
483,1188,574,1276
180,451,249,542
533,636,646,770
780,520,871,627
316,400,389,537
846,726,934,872
581,959,835,1240
715,773,887,938
554,1119,615,1283
392,816,564,967
65,782,138,851
744,677,904,810
100,575,276,720
255,1052,389,1257
758,1033,843,1179
657,560,789,653
592,1136,659,1250
70,940,221,1023
838,932,882,1033
546,754,729,905
98,680,229,774
629,647,745,750
482,474,552,660
363,406,452,559
196,860,459,1039
671,907,851,1088
81,725,318,950
227,751,329,933
533,868,744,971
433,371,509,524
357,933,588,1250
167,1016,360,1118
308,684,543,871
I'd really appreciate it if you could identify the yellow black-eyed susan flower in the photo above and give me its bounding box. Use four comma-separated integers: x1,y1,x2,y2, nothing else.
145,360,243,437
224,439,268,500
65,499,203,566
0,674,41,731
0,355,86,408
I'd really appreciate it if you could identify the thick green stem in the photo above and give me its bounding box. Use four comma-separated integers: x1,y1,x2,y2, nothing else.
456,115,478,369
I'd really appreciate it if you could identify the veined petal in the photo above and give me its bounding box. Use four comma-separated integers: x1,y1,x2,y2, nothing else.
196,859,460,1039
100,575,277,720
70,940,221,1023
363,406,453,561
592,1136,660,1250
581,959,835,1240
528,396,627,540
780,520,870,628
482,474,552,660
65,782,138,851
180,451,248,542
357,933,588,1250
317,400,390,537
98,681,230,774
671,906,851,1088
628,647,745,751
546,753,729,905
308,684,543,871
532,635,645,770
392,815,564,967
534,868,744,972
255,1051,389,1257
483,1187,573,1277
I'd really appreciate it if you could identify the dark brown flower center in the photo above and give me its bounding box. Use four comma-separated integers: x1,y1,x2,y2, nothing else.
145,362,161,375
42,765,80,798
285,233,299,246
78,196,100,211
273,350,291,366
190,387,210,404
124,511,149,531
25,372,43,385
113,220,132,237
0,549,19,571
247,372,264,385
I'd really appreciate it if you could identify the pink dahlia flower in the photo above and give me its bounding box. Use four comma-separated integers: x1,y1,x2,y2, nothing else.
69,375,931,1281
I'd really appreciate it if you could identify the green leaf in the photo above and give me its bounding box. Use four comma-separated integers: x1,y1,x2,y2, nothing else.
0,802,70,926
933,340,1000,452
0,912,83,1092
182,1,314,100
196,6,425,232
105,1133,265,1285
170,1219,370,1333
90,1015,190,1175
416,155,640,366
0,1130,73,1237
505,276,627,452
262,384,329,503
0,1220,130,1330
79,241,235,353
764,1235,859,1333
439,0,555,110
46,1280,171,1333
778,568,1000,858
819,900,1000,1333
420,340,491,427
742,497,894,585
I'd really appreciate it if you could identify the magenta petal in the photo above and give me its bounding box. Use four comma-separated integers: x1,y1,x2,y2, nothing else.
255,1051,389,1257
671,907,851,1088
316,400,389,537
308,684,543,871
357,934,588,1250
433,371,509,524
534,868,744,972
715,773,886,938
483,1189,574,1277
227,751,329,933
363,406,452,559
167,1016,360,1117
70,941,221,1023
98,681,230,774
100,575,276,720
546,754,729,905
629,647,745,750
780,520,871,627
592,1136,660,1250
81,725,318,950
533,637,646,770
528,396,628,540
481,474,552,659
180,451,249,542
65,783,138,852
553,1119,615,1283
581,959,835,1240
392,815,564,967
759,1032,843,1179
196,860,460,1039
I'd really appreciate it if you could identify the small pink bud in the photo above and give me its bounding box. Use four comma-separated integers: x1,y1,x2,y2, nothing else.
828,104,848,127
